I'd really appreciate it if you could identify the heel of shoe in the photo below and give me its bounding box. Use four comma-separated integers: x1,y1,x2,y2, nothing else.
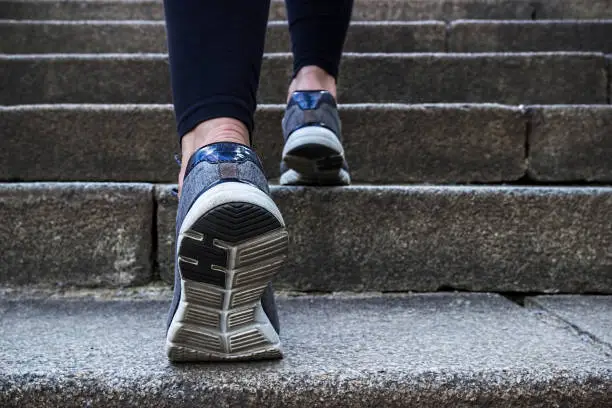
166,182,288,362
281,126,350,186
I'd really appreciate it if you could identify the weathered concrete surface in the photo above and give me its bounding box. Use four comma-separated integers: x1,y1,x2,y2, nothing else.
0,183,153,286
450,20,612,53
1,53,607,105
0,104,527,183
156,185,612,293
527,295,612,349
0,293,610,407
0,21,446,54
155,185,175,282
2,0,612,20
528,105,612,182
5,20,611,54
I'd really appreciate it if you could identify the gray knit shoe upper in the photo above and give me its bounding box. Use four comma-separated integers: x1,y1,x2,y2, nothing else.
166,142,287,362
281,90,350,185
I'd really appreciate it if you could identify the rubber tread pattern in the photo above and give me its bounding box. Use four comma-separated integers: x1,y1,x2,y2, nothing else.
178,203,282,287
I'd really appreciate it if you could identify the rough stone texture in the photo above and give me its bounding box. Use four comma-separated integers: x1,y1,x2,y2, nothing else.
532,0,612,19
155,185,175,282
0,293,610,407
156,185,612,293
0,21,446,54
0,183,153,286
341,22,446,53
6,20,612,54
527,295,612,348
528,105,612,182
1,53,607,105
449,20,612,53
0,105,179,182
0,104,527,183
3,0,612,20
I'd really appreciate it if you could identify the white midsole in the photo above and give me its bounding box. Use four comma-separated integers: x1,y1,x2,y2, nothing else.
179,181,285,236
280,168,351,185
282,126,344,158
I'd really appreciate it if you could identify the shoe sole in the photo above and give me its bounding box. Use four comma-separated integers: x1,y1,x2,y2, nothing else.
166,182,288,362
281,126,351,186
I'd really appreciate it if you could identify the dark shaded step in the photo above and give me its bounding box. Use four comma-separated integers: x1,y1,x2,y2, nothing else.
4,104,611,183
449,20,612,53
1,53,607,104
2,0,612,21
3,20,611,54
0,20,446,53
0,103,528,183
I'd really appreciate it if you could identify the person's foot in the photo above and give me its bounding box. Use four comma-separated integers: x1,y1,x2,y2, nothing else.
280,90,351,186
166,142,288,362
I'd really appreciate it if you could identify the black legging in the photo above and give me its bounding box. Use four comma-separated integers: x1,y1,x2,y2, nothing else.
163,0,353,140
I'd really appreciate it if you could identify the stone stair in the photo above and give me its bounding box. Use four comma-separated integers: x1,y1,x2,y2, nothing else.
1,0,611,406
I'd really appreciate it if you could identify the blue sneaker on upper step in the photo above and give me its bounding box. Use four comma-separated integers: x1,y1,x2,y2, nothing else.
280,90,351,186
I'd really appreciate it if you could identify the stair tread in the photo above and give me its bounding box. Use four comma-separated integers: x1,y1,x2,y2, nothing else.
0,292,609,407
2,19,611,54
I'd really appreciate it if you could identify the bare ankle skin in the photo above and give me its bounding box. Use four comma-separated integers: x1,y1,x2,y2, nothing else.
178,117,249,196
288,66,337,102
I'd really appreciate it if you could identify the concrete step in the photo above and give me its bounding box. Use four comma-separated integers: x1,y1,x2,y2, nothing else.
2,104,611,183
0,20,447,54
3,20,612,54
2,183,612,293
2,0,612,21
1,53,608,105
449,20,612,53
0,291,610,407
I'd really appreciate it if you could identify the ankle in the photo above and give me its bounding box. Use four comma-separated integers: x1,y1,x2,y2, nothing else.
181,118,249,159
178,118,249,196
288,66,337,102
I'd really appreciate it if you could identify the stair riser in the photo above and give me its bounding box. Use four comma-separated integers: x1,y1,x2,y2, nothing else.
528,106,612,182
2,0,612,20
157,185,612,293
4,105,611,183
0,104,529,183
3,183,612,293
3,21,611,54
449,20,612,53
0,183,154,287
0,21,446,54
1,53,608,105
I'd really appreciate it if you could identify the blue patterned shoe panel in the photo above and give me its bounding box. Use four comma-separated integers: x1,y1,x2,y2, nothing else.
282,91,342,142
184,142,264,179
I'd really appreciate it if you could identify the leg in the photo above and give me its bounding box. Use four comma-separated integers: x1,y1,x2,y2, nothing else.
285,0,354,99
164,0,288,362
280,0,354,186
164,0,270,193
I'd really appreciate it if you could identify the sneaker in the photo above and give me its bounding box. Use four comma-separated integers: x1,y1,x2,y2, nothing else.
166,142,288,362
280,90,351,185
